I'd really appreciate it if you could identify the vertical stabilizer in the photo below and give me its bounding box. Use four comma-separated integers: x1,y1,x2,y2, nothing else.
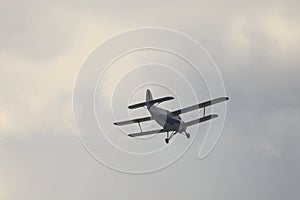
146,89,153,109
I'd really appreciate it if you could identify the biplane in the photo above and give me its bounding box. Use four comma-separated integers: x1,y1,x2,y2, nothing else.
113,89,229,144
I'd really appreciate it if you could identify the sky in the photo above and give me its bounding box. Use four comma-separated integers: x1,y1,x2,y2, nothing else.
0,0,300,199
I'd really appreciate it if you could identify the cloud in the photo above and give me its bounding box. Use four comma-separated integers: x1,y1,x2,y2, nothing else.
0,0,299,200
0,1,122,139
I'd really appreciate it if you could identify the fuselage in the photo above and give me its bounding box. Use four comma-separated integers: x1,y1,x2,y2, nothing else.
148,105,187,133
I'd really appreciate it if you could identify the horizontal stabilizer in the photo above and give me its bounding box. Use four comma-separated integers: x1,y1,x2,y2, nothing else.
113,116,152,126
128,96,174,109
185,114,218,127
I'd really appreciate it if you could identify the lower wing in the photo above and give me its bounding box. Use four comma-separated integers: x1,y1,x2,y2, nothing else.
128,129,166,137
113,116,152,126
185,114,218,127
127,115,217,137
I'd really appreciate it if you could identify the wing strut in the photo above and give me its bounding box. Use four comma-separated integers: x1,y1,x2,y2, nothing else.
138,122,143,133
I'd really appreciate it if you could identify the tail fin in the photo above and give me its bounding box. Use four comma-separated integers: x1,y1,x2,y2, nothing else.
146,89,153,109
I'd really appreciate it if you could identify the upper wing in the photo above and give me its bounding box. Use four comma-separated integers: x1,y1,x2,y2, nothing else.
172,97,229,115
128,129,166,137
113,116,152,126
185,114,218,127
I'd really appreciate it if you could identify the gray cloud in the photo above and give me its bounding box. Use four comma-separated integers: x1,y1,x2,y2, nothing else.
0,0,299,200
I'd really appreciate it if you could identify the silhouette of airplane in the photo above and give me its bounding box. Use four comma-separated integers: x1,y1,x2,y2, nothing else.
114,89,229,144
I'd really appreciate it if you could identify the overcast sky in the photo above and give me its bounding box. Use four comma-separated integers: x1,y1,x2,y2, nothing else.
0,0,299,199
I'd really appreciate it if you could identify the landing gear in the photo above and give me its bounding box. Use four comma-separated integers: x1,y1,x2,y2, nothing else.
186,132,190,139
183,130,190,139
165,131,177,144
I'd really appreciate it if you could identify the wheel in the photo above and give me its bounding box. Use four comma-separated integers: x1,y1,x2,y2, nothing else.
186,133,190,139
165,138,169,144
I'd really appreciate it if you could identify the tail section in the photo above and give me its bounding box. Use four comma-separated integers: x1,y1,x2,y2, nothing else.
128,90,174,110
146,89,154,109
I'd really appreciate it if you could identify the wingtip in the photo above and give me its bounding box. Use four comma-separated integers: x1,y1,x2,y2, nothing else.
210,114,218,119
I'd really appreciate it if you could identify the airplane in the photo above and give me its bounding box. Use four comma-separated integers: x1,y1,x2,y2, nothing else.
113,89,229,144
